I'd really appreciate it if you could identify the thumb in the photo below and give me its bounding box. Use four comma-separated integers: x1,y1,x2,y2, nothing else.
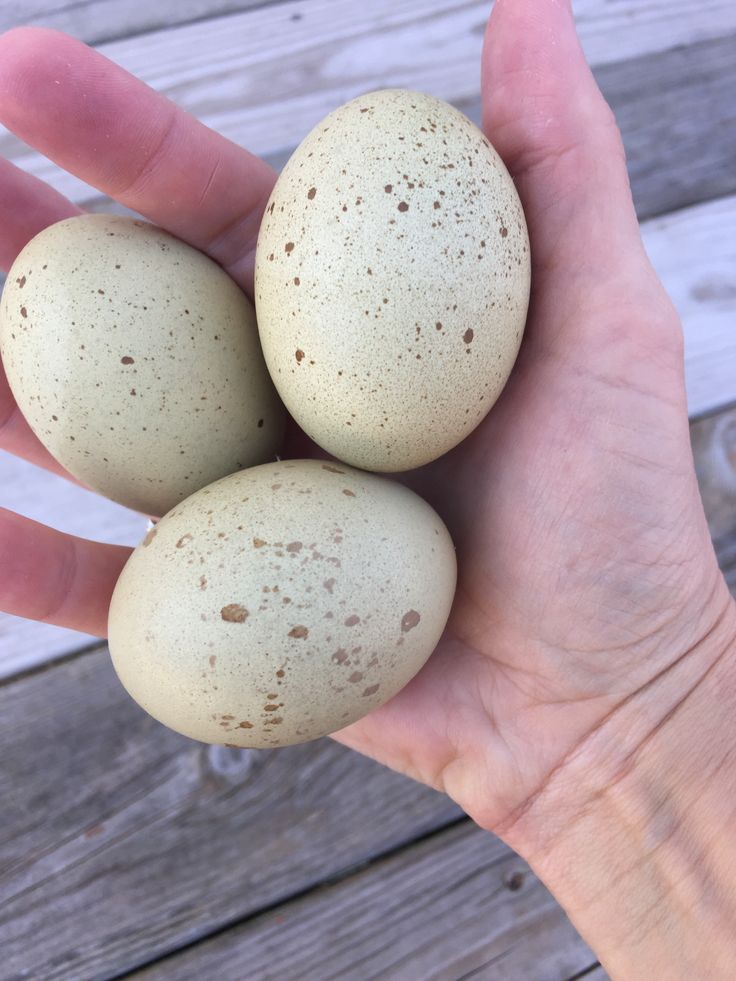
481,0,649,301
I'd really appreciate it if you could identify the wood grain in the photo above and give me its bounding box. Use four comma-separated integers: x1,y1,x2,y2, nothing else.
642,195,736,419
133,820,597,981
692,405,736,593
0,0,284,46
1,1,734,208
601,35,736,220
0,454,147,680
1,401,735,978
0,646,461,980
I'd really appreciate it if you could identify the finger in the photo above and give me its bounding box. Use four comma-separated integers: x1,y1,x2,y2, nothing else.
481,0,647,293
0,507,131,636
0,27,276,294
0,155,81,270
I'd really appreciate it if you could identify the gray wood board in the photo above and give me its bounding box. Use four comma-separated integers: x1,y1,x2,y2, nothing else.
57,31,736,228
133,820,597,981
1,405,735,979
0,0,290,46
446,33,736,225
2,5,735,230
598,34,736,220
0,647,461,980
693,405,736,594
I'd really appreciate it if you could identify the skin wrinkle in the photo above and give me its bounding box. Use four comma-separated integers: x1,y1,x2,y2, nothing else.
109,102,179,200
493,576,734,842
202,200,269,289
35,532,79,625
195,153,222,211
559,712,736,960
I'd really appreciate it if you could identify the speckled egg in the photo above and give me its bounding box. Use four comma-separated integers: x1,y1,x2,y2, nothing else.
0,214,285,515
255,88,530,472
108,459,456,747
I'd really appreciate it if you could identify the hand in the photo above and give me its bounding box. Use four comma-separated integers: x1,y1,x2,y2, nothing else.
2,4,736,972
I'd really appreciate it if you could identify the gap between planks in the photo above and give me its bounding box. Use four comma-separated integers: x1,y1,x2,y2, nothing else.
125,816,596,980
5,0,733,54
1,1,734,206
2,404,735,975
115,815,472,981
0,0,295,46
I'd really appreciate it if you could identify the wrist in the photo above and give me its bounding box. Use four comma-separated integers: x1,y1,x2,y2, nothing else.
504,581,736,978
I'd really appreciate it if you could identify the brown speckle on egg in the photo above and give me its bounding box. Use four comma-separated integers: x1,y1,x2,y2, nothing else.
221,604,249,623
401,610,421,632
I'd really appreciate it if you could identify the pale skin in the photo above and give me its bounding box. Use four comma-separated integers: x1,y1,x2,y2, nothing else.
1,2,735,975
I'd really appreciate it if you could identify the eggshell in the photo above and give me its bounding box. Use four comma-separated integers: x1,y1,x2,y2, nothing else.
108,459,456,747
0,214,285,515
255,88,530,471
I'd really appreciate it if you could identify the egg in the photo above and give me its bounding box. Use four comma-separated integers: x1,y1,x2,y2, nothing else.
0,214,285,515
108,459,456,747
255,88,530,472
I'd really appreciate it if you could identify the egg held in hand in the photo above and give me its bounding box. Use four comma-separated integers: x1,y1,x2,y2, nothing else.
0,214,285,516
108,459,457,748
255,88,530,472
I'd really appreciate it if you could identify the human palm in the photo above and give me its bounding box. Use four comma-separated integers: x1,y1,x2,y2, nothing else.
1,2,729,839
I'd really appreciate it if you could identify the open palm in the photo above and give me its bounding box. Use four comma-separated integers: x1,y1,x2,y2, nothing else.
1,1,730,839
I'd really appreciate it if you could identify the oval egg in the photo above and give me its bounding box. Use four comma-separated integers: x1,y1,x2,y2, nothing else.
0,214,285,515
255,88,530,472
108,459,456,747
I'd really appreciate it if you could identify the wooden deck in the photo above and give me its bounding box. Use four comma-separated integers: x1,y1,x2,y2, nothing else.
1,1,735,977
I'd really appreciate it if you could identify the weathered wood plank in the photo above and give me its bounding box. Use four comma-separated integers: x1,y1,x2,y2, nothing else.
1,1,734,213
0,193,733,679
0,454,148,680
0,647,461,980
0,0,286,46
600,35,736,220
642,196,736,420
133,820,597,981
1,409,734,978
2,0,734,68
1,403,734,977
692,405,736,594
